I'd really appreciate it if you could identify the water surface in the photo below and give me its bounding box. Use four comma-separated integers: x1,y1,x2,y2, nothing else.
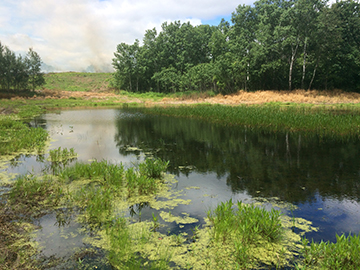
4,108,360,265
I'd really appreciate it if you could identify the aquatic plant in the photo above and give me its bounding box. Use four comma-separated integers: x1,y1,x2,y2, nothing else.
300,233,360,269
138,157,169,179
0,116,48,155
49,147,77,164
140,104,360,139
207,199,282,245
8,174,62,212
207,199,283,268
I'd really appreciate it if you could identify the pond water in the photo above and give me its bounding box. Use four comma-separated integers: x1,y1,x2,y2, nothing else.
3,108,360,267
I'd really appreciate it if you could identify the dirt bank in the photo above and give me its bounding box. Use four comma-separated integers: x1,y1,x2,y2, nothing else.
3,88,360,105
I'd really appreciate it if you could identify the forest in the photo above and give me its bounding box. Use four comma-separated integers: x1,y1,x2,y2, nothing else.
112,0,360,93
0,42,45,91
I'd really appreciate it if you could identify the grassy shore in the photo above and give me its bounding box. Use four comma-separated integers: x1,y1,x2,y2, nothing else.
1,77,360,268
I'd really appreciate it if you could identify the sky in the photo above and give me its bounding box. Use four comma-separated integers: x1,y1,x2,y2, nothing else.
0,0,251,72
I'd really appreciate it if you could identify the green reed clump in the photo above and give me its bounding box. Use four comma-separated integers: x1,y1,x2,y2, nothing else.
59,160,124,186
49,147,76,164
207,199,283,268
300,233,360,269
0,116,48,155
76,186,113,225
8,175,61,211
207,199,282,246
140,104,360,139
108,217,135,268
138,158,169,179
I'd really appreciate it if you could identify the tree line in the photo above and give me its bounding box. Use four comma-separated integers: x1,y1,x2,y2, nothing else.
0,42,45,91
112,0,360,93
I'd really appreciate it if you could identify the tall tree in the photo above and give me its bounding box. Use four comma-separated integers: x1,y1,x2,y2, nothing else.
26,48,45,91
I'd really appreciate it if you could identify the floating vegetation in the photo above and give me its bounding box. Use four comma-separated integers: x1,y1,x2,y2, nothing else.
0,116,48,155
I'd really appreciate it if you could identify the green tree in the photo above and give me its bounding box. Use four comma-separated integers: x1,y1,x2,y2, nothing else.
26,48,45,91
112,40,142,91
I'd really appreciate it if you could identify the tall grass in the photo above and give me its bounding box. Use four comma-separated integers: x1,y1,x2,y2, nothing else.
207,199,283,268
140,104,360,139
0,116,48,155
300,234,360,269
8,175,62,211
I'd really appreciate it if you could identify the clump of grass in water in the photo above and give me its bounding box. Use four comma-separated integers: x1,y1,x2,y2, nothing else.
60,158,168,226
0,116,48,155
8,174,63,213
207,199,282,268
138,158,169,179
299,234,360,269
49,147,77,164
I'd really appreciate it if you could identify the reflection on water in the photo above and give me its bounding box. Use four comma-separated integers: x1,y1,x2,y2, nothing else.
4,108,360,258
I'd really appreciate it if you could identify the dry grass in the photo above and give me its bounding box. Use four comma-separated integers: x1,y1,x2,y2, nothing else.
206,89,360,105
2,88,360,105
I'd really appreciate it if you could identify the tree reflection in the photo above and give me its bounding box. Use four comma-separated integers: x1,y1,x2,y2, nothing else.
114,109,360,204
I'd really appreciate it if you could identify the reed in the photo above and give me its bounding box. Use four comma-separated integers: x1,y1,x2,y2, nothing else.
49,147,76,164
140,104,360,139
300,233,360,269
0,116,48,155
8,174,62,211
207,199,282,268
138,158,169,179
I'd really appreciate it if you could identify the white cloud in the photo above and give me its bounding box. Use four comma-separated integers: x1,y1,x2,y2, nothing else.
0,0,248,71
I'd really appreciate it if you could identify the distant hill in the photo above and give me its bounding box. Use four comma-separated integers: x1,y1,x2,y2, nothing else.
43,72,113,92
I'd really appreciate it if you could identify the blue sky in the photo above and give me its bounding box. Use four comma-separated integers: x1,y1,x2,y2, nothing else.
0,0,249,71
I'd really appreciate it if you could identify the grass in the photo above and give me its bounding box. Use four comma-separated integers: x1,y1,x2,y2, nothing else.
299,234,360,269
207,199,283,268
138,104,360,139
0,116,48,155
49,147,77,164
43,72,113,92
2,83,360,268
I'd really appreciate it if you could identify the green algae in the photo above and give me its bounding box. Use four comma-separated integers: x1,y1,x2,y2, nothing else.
159,211,198,224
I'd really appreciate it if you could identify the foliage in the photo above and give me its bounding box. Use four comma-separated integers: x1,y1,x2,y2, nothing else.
138,157,169,179
207,199,282,244
0,42,45,91
300,234,360,269
8,175,62,211
113,0,360,93
0,116,48,155
140,104,360,139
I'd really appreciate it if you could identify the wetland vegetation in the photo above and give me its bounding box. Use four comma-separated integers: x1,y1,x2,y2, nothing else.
1,98,360,269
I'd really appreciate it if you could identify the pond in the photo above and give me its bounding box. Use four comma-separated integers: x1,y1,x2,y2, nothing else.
3,108,360,268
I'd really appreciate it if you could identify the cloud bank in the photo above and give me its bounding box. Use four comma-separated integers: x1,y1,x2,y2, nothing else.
0,0,249,72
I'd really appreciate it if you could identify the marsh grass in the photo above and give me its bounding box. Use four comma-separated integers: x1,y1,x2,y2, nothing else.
207,199,283,268
8,174,62,213
300,234,360,269
49,147,76,163
138,158,169,179
58,159,168,226
207,199,282,245
140,104,360,139
0,116,48,155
